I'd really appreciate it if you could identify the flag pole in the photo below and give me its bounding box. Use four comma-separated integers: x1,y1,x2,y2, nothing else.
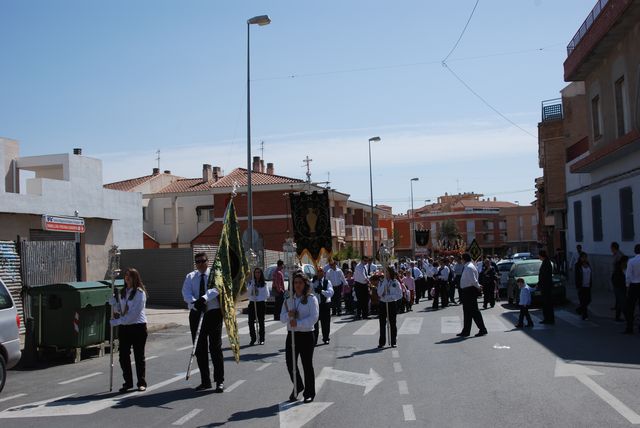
107,245,120,392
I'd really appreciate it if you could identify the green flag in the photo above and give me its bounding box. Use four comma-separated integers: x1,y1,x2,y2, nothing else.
209,200,248,363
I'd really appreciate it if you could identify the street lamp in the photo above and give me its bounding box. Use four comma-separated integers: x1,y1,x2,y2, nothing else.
410,178,419,257
246,14,271,260
368,136,381,261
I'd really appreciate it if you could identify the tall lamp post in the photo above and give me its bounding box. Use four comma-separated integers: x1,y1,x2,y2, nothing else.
410,177,419,258
368,136,381,260
246,14,271,258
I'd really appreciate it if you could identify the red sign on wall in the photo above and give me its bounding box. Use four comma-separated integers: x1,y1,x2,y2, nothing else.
41,215,85,233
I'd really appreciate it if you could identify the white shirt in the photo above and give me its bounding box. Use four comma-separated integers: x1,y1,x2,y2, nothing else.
626,255,640,286
109,288,147,325
247,280,270,302
312,277,334,304
437,266,450,282
519,285,533,306
324,266,347,287
280,294,319,332
182,268,220,311
452,262,464,276
460,262,481,289
411,267,423,279
353,262,370,284
377,279,403,302
581,266,591,288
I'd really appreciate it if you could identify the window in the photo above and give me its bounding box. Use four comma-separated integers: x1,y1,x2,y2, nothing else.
591,95,602,139
0,283,14,310
614,76,629,137
142,207,148,222
197,206,215,223
164,207,185,225
620,187,635,241
574,201,583,242
591,195,603,242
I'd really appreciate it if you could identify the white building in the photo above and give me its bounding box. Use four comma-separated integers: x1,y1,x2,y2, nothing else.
0,138,142,280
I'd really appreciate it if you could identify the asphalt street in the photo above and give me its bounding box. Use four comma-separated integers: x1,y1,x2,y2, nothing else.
2,296,640,428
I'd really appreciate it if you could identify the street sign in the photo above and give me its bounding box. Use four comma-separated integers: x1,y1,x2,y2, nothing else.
41,215,85,233
467,238,482,261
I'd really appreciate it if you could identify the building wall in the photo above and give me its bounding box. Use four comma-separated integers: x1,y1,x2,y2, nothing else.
146,194,214,245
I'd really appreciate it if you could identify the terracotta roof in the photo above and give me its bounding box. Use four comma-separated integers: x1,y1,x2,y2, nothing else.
212,168,304,188
155,178,218,194
453,200,518,209
104,174,156,191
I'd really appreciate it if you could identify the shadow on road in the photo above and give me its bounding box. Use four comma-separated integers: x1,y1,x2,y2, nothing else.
336,347,383,359
195,403,280,427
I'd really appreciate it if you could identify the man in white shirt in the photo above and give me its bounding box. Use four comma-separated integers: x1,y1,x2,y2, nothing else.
457,253,488,337
312,267,334,344
624,244,640,334
182,252,224,392
433,260,450,310
410,262,425,304
324,259,347,316
353,257,372,319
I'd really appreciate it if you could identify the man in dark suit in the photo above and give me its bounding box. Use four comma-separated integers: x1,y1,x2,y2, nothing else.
539,250,555,325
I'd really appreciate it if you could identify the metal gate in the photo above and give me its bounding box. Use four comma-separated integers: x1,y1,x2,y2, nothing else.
0,241,25,333
20,241,77,286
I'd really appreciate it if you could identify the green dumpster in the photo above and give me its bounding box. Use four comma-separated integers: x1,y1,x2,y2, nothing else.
29,282,112,352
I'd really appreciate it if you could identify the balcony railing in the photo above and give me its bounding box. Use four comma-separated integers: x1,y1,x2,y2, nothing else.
541,98,563,122
567,0,609,55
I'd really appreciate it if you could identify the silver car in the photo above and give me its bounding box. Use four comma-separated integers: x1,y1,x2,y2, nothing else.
0,278,22,393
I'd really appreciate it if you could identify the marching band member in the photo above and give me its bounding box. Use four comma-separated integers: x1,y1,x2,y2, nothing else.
247,267,270,346
353,257,372,319
377,267,402,348
281,273,319,403
312,267,334,345
324,259,347,316
109,268,148,393
182,252,224,393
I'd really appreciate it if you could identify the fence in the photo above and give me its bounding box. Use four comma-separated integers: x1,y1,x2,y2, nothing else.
20,240,77,286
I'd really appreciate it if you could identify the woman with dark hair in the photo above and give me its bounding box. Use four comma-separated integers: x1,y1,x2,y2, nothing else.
109,268,148,392
247,267,270,346
280,273,319,403
377,267,402,348
575,252,592,320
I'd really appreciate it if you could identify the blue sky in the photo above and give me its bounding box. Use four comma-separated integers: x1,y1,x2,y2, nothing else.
1,0,594,213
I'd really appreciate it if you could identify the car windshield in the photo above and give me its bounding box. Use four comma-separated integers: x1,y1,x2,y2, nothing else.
513,261,542,277
498,263,513,272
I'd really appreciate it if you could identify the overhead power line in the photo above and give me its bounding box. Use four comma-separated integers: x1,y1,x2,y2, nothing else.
442,0,480,63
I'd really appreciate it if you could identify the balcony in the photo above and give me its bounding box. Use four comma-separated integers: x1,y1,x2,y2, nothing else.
541,99,563,122
331,217,346,238
566,0,609,56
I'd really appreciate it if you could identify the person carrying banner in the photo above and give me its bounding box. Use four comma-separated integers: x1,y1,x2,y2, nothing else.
377,267,403,348
312,267,334,345
247,267,269,346
182,252,224,393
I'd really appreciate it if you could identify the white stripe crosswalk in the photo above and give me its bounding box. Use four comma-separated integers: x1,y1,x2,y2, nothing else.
398,317,423,335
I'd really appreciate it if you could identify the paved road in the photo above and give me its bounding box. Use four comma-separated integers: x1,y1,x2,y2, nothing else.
2,297,640,427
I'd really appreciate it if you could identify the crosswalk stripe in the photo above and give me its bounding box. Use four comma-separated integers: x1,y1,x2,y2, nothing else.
398,317,423,335
556,310,598,328
238,320,278,335
353,320,379,335
483,314,509,332
268,320,348,336
441,316,461,334
503,312,549,330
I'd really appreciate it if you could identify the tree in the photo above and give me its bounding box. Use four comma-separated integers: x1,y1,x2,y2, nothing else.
438,218,460,241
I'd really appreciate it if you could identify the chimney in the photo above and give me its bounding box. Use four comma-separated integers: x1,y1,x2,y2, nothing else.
260,159,265,173
152,168,160,175
202,164,213,182
212,166,222,180
252,156,261,172
266,162,274,175
494,197,497,201
164,170,171,174
73,148,82,155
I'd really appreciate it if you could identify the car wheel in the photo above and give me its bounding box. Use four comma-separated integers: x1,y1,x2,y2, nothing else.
0,353,6,393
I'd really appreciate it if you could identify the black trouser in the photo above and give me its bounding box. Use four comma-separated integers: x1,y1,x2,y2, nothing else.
332,285,343,315
378,300,398,346
426,277,434,300
286,331,315,399
354,282,370,318
274,292,284,321
518,305,533,326
432,282,448,309
314,302,331,343
248,301,266,343
119,323,147,388
577,287,591,319
625,284,640,332
415,278,426,304
483,284,496,308
541,286,555,323
460,287,487,334
614,286,627,320
452,276,461,303
344,292,354,313
189,309,224,386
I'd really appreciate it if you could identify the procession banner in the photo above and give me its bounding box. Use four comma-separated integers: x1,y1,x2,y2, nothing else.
289,190,332,265
415,229,430,247
467,238,483,262
209,200,248,363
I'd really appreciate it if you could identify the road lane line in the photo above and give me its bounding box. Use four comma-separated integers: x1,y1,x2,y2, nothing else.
256,363,272,371
441,316,461,334
577,375,640,424
224,380,246,393
145,356,158,361
353,320,378,335
177,345,193,351
398,380,409,395
398,317,423,335
172,409,202,426
0,394,27,403
403,404,416,421
238,321,278,335
392,350,400,359
58,372,103,385
393,362,403,373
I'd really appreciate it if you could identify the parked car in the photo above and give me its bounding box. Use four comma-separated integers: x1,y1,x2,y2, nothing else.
0,278,22,393
507,259,566,305
496,259,514,297
512,252,532,260
263,263,316,312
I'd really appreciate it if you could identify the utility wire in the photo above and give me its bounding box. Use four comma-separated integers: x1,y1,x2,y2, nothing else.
442,0,480,63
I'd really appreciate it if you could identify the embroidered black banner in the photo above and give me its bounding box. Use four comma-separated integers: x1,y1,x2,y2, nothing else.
289,190,332,261
415,229,430,247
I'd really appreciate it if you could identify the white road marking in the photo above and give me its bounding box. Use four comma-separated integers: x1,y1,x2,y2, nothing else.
392,350,400,359
224,380,245,393
483,314,509,332
398,317,423,335
398,380,409,395
172,409,202,426
403,404,416,421
0,394,26,403
315,367,383,395
177,345,193,351
146,355,158,361
238,320,278,335
256,363,272,371
353,320,379,335
393,362,403,373
58,372,103,385
269,326,288,335
269,320,346,336
279,401,333,428
237,317,248,324
529,313,552,330
441,316,461,334
493,343,511,349
556,310,598,328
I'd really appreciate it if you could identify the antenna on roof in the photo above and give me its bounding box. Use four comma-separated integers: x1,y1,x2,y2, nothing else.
302,156,313,184
260,141,264,160
155,150,161,170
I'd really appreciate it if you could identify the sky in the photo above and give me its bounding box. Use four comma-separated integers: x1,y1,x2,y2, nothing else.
1,1,596,214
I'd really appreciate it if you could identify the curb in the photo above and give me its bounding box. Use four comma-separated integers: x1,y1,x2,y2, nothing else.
147,322,181,333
